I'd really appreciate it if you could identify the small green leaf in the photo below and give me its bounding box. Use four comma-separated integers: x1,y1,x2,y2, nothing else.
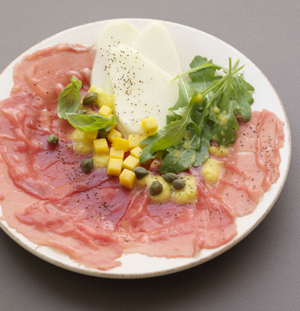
193,124,211,167
189,56,222,92
65,113,118,132
170,75,194,111
150,119,187,153
231,75,254,122
57,76,82,119
159,148,197,174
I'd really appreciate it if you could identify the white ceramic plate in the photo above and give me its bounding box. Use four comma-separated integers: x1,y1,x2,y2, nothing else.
0,19,291,279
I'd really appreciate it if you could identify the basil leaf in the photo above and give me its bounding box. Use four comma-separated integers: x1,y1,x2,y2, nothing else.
65,113,118,132
57,76,82,119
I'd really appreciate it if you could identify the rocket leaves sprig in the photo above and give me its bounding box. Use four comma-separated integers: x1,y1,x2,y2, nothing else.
140,56,254,174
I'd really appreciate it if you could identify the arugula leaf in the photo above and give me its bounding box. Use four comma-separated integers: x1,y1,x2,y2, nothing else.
57,76,82,119
193,124,212,167
178,123,201,150
169,75,194,111
65,113,118,132
212,98,240,146
159,148,197,174
139,133,163,163
230,75,254,122
189,56,222,92
140,56,255,174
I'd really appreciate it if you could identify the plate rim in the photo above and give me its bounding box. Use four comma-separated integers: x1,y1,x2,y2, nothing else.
0,18,292,279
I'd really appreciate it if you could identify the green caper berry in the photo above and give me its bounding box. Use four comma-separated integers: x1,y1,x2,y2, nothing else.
133,167,149,179
149,180,163,196
172,179,185,190
83,92,98,105
163,173,178,183
80,158,94,174
97,128,109,139
47,134,58,145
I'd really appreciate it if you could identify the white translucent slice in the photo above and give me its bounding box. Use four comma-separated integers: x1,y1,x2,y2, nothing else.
131,22,182,77
108,44,179,138
91,20,140,90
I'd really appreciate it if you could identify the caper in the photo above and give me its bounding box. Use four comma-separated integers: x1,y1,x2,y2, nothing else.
97,128,109,139
47,134,58,145
172,179,185,190
133,167,149,179
149,180,163,196
83,92,98,105
77,109,87,114
80,158,94,174
163,173,178,183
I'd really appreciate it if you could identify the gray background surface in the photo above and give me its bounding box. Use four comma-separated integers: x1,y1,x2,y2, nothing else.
0,0,299,310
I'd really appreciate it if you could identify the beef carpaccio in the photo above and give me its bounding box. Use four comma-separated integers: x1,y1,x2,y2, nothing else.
0,43,284,270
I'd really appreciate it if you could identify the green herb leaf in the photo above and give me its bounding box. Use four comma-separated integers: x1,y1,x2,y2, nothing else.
57,76,82,119
139,133,163,163
169,75,194,111
230,75,254,122
159,148,197,174
189,56,222,92
211,99,239,146
193,124,212,167
65,113,118,132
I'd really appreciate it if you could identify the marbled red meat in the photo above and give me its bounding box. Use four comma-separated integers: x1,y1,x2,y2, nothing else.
0,44,284,270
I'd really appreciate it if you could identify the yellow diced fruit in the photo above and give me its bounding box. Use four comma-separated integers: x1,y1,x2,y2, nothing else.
122,155,140,171
109,147,124,160
98,105,112,117
93,138,109,154
140,117,158,136
107,129,122,143
130,146,142,159
93,154,109,168
119,169,136,189
107,158,123,176
112,136,129,151
128,134,140,150
83,131,98,141
139,135,147,148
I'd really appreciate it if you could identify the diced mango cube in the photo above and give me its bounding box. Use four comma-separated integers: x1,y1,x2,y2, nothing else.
140,117,158,136
112,136,129,151
83,130,98,141
128,134,140,150
122,155,140,171
130,146,142,159
93,138,109,154
109,147,124,160
139,135,147,148
107,129,122,143
119,169,136,189
98,105,112,117
107,158,123,176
